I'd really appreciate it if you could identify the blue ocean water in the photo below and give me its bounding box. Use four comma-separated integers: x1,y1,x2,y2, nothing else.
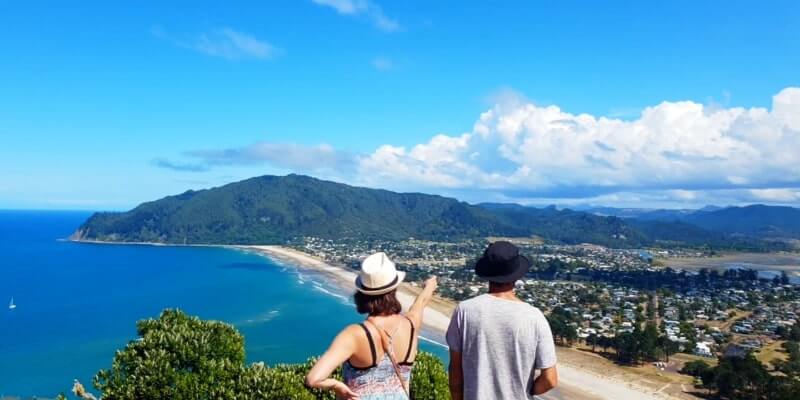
0,210,448,397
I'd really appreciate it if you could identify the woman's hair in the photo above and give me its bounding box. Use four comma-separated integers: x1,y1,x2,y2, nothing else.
354,290,402,316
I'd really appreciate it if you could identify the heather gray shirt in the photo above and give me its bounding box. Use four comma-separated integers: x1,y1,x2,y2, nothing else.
446,294,557,400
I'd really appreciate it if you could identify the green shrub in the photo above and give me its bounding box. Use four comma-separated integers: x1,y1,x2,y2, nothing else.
86,309,449,400
410,351,451,400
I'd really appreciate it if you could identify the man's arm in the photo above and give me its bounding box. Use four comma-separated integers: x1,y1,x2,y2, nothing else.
448,349,464,400
531,366,558,395
530,310,558,395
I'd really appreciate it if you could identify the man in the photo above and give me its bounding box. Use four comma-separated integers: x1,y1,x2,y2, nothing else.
446,241,558,399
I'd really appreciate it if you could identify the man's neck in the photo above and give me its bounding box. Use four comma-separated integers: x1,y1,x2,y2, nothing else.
488,283,519,301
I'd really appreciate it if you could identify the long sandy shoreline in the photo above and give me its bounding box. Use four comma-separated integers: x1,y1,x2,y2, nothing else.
72,239,681,400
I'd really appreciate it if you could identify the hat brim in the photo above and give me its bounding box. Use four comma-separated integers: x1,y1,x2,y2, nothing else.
355,271,406,295
475,255,530,283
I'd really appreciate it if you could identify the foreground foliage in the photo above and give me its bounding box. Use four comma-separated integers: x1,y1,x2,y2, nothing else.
89,309,449,399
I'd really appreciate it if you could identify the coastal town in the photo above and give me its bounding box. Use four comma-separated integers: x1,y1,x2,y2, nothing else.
287,236,800,398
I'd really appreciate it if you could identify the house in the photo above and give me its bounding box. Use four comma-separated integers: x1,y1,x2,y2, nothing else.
694,342,713,357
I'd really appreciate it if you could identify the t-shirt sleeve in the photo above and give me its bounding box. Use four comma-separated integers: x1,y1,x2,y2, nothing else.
534,313,557,369
445,305,463,352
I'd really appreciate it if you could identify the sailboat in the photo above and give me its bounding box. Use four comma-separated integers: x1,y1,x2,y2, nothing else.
8,297,16,310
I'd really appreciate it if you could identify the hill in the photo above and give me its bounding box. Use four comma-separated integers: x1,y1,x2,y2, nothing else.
686,204,800,239
478,203,650,247
586,204,800,239
74,174,786,249
74,175,526,244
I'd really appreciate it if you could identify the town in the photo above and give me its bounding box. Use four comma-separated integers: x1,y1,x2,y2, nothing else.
288,236,800,389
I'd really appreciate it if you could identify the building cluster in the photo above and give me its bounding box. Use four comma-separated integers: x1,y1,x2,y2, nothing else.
290,236,800,360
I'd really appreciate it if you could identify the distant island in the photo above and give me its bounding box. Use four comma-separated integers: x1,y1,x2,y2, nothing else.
73,174,796,251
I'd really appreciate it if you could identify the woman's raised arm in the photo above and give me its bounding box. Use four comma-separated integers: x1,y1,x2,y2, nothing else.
406,276,438,328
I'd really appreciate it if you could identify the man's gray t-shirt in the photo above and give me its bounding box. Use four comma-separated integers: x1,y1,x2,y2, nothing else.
446,294,557,400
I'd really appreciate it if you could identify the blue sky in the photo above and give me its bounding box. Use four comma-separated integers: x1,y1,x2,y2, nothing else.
1,0,799,210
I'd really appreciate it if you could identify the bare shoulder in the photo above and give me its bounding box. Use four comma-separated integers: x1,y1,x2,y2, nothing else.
337,323,366,340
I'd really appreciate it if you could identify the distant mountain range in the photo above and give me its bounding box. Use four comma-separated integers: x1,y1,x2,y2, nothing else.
584,204,800,239
73,174,794,251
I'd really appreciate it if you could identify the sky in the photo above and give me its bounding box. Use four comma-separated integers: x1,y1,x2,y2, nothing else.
1,0,799,210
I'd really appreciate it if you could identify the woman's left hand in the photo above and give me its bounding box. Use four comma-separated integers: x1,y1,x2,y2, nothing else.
332,381,360,399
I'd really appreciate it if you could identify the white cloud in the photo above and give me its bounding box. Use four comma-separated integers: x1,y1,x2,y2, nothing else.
158,87,800,207
356,87,800,205
312,0,400,32
194,28,280,60
185,142,356,173
748,188,800,202
154,26,281,60
151,158,210,172
371,56,394,71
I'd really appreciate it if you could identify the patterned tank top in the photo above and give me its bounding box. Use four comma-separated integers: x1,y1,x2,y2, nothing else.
342,318,416,400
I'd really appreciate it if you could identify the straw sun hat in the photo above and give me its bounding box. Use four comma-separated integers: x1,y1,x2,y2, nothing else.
355,252,405,295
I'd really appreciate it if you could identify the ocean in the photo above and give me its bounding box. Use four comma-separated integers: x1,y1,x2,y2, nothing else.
0,210,448,398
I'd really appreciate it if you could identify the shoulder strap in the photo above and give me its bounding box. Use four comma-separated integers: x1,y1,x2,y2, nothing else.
365,320,411,399
403,315,416,363
359,323,377,367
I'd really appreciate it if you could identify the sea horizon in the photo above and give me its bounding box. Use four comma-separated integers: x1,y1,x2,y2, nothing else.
0,210,447,398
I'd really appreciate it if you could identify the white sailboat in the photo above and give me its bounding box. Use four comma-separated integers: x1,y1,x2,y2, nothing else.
8,297,16,310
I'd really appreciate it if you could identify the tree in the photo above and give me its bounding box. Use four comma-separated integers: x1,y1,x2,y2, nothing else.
681,360,712,381
658,336,679,362
715,354,771,399
641,322,659,360
588,333,598,352
94,309,247,399
546,309,577,345
615,332,641,364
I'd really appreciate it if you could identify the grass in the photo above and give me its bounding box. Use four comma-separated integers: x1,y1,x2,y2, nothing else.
755,340,788,366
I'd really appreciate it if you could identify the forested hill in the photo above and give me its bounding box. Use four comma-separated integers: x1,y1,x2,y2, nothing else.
685,205,800,239
586,204,800,239
73,174,783,250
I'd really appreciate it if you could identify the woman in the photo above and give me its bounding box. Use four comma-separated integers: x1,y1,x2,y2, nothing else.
306,252,438,399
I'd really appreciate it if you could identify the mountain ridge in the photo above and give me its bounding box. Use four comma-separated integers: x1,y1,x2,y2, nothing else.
74,174,790,250
584,204,800,239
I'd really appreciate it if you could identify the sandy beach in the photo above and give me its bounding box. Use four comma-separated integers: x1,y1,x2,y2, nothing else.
240,245,684,400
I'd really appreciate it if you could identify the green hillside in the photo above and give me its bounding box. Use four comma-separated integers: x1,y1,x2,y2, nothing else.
74,174,520,244
73,174,786,250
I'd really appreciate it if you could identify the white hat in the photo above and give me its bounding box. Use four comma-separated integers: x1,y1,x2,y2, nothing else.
355,252,405,295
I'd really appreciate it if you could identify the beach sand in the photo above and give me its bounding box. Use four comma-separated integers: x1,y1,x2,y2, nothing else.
240,245,684,400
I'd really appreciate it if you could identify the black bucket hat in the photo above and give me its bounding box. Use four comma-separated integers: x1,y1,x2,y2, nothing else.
474,241,531,283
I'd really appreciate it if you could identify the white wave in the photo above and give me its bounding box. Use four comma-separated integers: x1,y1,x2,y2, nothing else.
418,335,448,349
311,284,352,305
239,309,281,326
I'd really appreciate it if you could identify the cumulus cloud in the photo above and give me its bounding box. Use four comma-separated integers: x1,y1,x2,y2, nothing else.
153,26,281,60
155,87,800,207
356,87,800,205
312,0,400,32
